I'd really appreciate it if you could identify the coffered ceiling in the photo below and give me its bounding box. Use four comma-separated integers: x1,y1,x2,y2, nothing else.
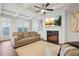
1,3,72,20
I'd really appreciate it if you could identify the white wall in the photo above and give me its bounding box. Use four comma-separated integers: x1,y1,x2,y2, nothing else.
66,4,79,42
32,20,39,31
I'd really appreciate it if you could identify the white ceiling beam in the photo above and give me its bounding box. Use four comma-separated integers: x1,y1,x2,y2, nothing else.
1,8,37,20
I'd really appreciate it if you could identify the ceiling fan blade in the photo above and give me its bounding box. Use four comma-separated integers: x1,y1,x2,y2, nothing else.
34,6,41,9
42,4,44,7
35,10,41,13
45,9,53,11
45,3,50,8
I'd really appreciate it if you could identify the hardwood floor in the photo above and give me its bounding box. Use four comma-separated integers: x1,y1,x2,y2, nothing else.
0,41,18,56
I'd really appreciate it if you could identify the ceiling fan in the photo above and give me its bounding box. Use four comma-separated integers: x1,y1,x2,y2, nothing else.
34,3,53,14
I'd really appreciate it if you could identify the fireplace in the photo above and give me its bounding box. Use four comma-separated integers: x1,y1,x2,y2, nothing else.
47,31,59,44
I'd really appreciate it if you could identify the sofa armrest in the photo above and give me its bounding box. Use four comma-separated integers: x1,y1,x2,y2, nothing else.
11,36,18,48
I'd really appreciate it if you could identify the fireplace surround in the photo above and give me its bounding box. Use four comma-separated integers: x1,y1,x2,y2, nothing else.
47,31,59,44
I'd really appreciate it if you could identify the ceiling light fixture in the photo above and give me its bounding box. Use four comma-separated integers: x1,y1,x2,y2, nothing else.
41,9,46,13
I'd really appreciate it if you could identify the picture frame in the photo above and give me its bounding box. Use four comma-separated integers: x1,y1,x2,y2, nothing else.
71,11,79,32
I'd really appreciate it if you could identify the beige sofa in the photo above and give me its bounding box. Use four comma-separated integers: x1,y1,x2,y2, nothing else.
11,32,40,48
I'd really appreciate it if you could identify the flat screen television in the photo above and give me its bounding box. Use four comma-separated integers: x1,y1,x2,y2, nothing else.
45,16,61,27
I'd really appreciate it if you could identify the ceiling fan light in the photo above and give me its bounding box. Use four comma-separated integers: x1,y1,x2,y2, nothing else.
41,9,46,12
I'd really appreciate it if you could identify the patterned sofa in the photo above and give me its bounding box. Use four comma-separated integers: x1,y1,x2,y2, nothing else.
11,32,40,48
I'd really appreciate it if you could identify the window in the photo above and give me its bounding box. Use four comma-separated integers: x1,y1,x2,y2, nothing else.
3,27,9,35
18,27,27,32
17,19,29,32
2,17,10,39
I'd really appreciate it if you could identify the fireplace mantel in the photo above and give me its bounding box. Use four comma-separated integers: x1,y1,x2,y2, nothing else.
39,28,65,44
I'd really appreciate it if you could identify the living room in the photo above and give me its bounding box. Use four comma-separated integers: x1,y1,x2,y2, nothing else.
0,3,79,56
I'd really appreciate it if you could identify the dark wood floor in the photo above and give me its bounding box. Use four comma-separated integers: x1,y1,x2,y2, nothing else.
0,41,18,56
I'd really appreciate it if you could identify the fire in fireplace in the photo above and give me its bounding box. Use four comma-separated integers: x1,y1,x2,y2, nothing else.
47,31,59,44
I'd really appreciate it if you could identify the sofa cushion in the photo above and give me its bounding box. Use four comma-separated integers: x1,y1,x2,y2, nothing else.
23,32,32,38
32,32,38,36
18,38,30,44
12,32,24,40
18,36,40,44
17,33,24,40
